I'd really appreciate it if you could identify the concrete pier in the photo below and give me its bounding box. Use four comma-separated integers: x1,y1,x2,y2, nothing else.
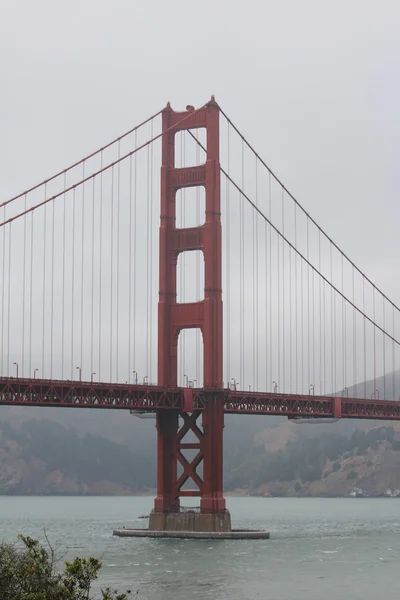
148,509,232,532
113,507,269,540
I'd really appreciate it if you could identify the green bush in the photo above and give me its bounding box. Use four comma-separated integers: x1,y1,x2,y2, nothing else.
0,535,131,600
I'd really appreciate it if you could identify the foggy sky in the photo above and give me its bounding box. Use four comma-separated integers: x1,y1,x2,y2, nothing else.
1,0,399,392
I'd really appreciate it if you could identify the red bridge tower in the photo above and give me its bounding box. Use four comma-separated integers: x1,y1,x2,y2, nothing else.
149,98,231,532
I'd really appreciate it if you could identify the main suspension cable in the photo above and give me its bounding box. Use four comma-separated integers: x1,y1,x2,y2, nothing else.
218,108,400,315
0,105,208,229
187,129,400,347
1,110,163,210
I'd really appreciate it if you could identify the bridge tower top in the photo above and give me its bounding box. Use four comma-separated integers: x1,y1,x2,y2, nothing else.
158,98,222,389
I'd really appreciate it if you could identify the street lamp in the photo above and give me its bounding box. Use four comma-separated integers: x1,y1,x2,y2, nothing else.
132,370,138,384
13,362,18,378
91,372,96,383
184,374,188,387
231,378,237,391
34,369,39,379
76,366,81,381
272,381,278,393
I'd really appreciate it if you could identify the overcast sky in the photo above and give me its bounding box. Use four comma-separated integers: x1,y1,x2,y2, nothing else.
1,0,399,392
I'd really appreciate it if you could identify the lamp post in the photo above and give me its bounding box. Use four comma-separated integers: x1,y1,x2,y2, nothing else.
91,372,96,383
34,368,39,379
13,362,18,378
132,370,138,384
76,366,81,381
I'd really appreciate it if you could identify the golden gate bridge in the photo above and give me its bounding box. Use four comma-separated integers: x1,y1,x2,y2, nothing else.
0,97,399,536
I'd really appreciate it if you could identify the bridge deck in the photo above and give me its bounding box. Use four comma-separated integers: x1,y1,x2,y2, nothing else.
0,377,399,420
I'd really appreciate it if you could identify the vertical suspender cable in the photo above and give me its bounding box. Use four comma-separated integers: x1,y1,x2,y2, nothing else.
1,207,5,374
41,186,47,376
264,182,268,391
80,164,85,379
61,175,66,379
281,188,285,392
116,142,121,382
342,254,346,392
268,173,272,390
252,159,256,390
289,244,293,393
90,178,95,380
98,152,103,381
363,278,367,398
133,132,137,382
110,166,114,381
300,250,304,393
352,267,356,396
306,217,310,394
277,214,281,392
312,260,315,391
294,204,298,393
323,280,327,394
71,188,76,378
6,223,11,375
50,193,55,378
318,231,322,395
373,288,376,396
393,305,395,400
149,120,154,384
128,152,133,382
22,195,27,376
255,158,259,391
240,139,245,389
146,136,151,381
29,209,34,378
330,244,334,393
383,298,386,399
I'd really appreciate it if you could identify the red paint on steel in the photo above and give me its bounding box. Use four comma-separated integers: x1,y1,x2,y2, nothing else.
2,378,400,420
156,97,225,514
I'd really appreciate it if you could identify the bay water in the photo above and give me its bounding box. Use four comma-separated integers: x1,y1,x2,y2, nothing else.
1,496,400,599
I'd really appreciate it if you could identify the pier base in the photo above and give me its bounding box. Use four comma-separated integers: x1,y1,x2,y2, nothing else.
148,509,231,532
113,507,270,539
113,527,270,539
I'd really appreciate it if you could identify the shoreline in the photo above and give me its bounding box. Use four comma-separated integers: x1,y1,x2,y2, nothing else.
0,491,398,499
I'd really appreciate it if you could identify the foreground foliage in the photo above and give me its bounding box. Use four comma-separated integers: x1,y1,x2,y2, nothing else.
0,535,132,600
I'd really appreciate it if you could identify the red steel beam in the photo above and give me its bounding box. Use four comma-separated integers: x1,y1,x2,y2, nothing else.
1,377,400,420
0,377,182,410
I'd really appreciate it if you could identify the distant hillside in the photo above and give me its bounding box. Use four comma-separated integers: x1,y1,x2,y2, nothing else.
227,423,400,497
0,418,155,494
0,406,281,495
